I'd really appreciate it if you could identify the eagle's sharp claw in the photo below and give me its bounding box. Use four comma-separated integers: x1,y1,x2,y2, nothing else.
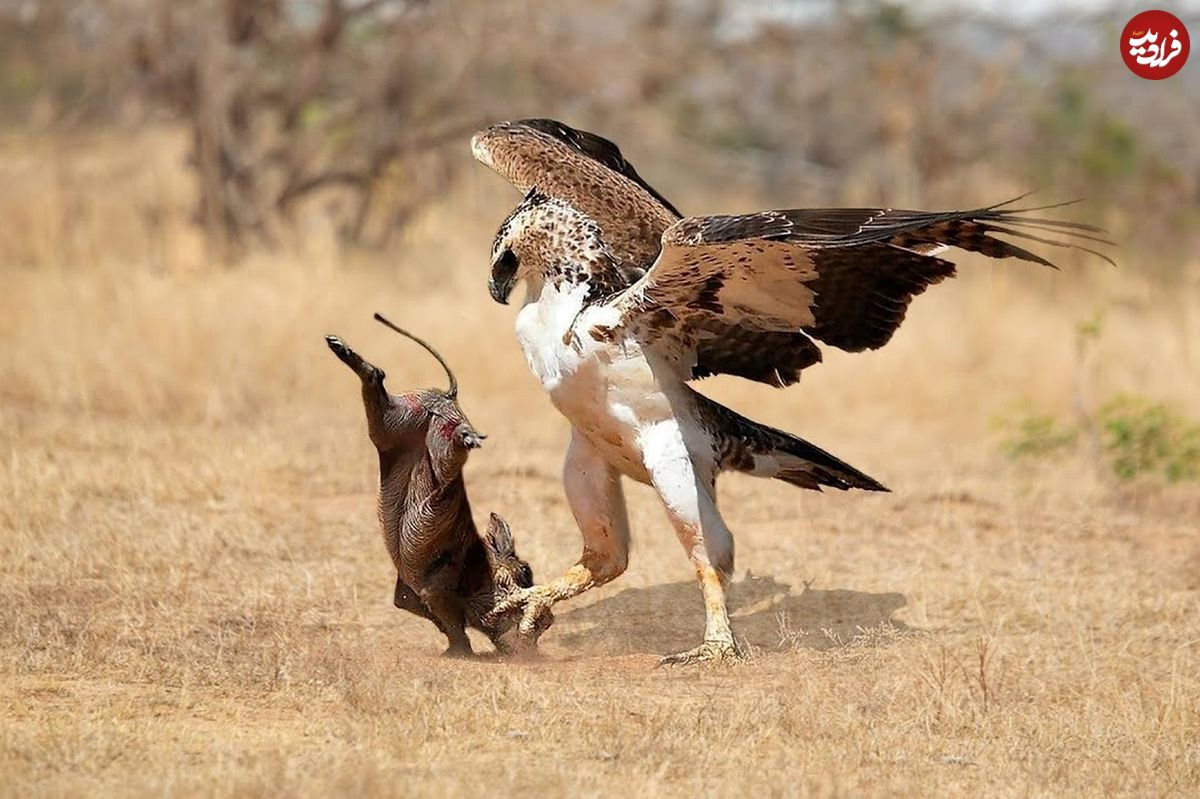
487,587,530,621
657,639,746,667
488,585,557,645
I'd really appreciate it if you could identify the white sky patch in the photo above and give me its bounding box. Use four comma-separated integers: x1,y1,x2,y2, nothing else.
722,0,1200,36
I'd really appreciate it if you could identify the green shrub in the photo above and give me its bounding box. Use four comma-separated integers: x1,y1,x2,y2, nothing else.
1099,395,1200,482
996,394,1200,483
994,405,1078,460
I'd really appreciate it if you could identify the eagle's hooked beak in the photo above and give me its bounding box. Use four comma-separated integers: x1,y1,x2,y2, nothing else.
488,249,518,305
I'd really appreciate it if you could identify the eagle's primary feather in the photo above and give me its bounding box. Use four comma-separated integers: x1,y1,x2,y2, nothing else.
611,202,1111,372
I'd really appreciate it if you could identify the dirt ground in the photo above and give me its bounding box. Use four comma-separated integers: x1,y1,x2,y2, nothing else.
1,132,1198,797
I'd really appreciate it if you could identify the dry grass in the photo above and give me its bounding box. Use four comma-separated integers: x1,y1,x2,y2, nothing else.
1,130,1199,797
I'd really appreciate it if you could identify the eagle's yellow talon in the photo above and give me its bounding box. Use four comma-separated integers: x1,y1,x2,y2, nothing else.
487,584,556,641
657,639,746,667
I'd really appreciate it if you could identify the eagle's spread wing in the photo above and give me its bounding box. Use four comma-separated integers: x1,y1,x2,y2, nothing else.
471,119,679,269
471,119,810,383
611,201,1112,386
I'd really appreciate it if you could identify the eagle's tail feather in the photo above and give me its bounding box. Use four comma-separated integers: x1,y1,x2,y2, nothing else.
759,428,889,493
695,393,887,492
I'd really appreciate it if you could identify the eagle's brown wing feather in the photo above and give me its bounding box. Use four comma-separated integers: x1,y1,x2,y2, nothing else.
472,119,679,270
504,119,683,217
613,203,1110,383
692,328,823,387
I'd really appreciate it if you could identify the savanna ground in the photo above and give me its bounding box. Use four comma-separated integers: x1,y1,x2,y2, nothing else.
1,130,1198,797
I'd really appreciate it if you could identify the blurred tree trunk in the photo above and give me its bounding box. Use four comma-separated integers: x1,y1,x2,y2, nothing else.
132,0,482,260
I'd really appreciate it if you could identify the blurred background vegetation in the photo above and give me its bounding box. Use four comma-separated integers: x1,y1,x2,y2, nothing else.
1,0,1196,265
2,1,1198,482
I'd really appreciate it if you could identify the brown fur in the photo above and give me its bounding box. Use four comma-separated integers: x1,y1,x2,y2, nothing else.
325,324,545,656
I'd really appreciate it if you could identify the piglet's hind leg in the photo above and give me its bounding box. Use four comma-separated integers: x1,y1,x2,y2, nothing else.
421,588,473,657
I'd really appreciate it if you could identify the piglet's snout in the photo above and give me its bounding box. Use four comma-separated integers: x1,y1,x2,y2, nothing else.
458,426,486,449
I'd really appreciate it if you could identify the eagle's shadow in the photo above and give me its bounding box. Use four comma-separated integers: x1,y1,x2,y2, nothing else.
551,573,911,656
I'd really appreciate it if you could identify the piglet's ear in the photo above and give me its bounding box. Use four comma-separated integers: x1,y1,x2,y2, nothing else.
484,513,516,558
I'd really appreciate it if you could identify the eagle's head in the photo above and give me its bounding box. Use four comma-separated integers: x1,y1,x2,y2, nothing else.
488,190,609,305
487,235,520,305
487,191,552,305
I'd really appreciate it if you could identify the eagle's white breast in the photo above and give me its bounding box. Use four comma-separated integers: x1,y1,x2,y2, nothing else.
515,280,698,484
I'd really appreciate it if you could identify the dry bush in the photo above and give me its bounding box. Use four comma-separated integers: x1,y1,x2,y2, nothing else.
4,1,1198,268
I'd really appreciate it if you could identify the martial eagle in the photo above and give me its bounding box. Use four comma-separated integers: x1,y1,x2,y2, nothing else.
473,118,1109,664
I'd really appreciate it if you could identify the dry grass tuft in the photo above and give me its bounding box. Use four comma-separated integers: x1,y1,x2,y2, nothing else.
1,130,1198,797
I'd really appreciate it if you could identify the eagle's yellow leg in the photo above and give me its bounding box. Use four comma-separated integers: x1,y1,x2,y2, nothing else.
492,559,608,639
656,566,746,664
488,429,630,643
642,424,747,666
655,542,746,666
